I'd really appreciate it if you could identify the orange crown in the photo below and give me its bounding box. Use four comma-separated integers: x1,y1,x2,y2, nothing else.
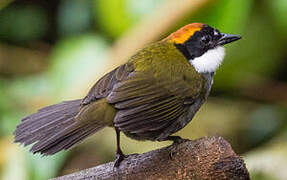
165,23,205,44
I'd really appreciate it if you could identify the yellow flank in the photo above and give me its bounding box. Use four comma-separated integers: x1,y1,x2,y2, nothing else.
75,98,116,127
165,23,204,44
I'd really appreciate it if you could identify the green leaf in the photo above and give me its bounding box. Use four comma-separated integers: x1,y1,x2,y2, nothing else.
58,0,94,36
94,0,133,38
195,0,253,33
93,0,165,38
0,5,48,43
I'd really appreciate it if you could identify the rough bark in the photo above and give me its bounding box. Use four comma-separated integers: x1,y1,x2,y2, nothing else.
53,136,250,180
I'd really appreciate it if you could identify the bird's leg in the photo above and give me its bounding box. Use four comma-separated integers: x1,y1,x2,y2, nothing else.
114,127,127,167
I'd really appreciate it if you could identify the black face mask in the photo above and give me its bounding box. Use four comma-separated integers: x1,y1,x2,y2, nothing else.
174,25,240,60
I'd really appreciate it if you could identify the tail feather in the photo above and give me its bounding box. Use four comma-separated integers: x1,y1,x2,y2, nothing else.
21,117,75,147
14,100,80,142
30,124,86,153
14,99,106,155
17,100,80,133
32,124,101,155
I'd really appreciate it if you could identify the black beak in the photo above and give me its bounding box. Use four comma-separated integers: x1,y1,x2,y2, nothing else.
218,33,241,46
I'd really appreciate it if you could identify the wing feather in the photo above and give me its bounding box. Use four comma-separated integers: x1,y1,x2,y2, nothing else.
107,69,187,135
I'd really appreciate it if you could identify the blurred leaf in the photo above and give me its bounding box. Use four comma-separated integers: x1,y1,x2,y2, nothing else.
94,0,133,38
126,0,165,19
0,5,48,43
94,0,165,38
191,0,253,33
58,0,94,36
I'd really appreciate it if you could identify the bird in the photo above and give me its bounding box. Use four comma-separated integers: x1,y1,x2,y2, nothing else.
14,23,241,167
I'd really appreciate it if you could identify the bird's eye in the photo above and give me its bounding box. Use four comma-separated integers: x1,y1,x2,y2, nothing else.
201,36,210,44
214,30,221,39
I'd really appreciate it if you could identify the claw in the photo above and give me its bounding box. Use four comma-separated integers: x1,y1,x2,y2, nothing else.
166,136,189,160
114,152,127,167
169,145,179,160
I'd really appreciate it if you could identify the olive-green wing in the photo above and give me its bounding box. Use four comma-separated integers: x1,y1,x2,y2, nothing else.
80,62,185,136
106,70,187,135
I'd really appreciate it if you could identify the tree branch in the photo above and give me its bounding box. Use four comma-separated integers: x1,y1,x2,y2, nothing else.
53,136,250,180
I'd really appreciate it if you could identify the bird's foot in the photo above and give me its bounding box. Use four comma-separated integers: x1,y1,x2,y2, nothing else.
169,146,178,160
166,136,189,159
114,151,128,168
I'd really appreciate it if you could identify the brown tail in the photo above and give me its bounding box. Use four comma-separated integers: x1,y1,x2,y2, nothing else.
14,99,106,155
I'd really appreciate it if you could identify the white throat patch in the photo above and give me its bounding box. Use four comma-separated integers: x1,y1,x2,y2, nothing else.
190,46,225,73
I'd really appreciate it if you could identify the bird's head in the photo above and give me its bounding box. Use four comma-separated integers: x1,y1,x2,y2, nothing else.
165,23,241,73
